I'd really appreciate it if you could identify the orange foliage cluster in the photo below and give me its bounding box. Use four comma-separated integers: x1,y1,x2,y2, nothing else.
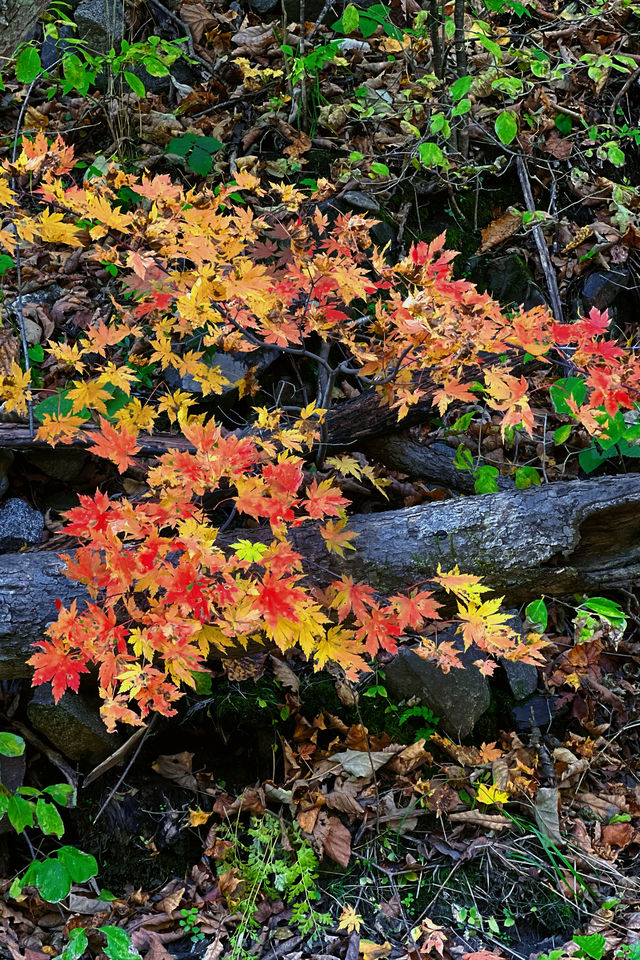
0,135,633,729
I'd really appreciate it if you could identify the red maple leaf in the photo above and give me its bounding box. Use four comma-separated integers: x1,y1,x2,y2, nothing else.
89,419,141,473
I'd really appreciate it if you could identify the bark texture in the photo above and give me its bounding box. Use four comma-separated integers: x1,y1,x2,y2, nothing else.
0,0,50,58
0,553,88,678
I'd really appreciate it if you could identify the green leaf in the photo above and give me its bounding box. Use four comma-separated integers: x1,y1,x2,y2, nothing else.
0,732,25,757
494,110,518,145
57,846,98,883
28,344,44,363
549,377,587,416
451,98,471,117
418,141,445,167
449,75,472,100
62,54,94,96
143,56,169,77
579,444,612,474
7,795,34,833
166,134,195,158
188,146,214,176
231,539,269,562
607,144,625,166
515,465,541,488
573,933,606,960
43,783,75,806
342,3,360,32
474,464,499,494
16,47,42,83
370,161,389,177
0,254,14,275
453,444,473,471
99,926,142,960
59,927,89,960
34,388,76,423
36,798,65,838
36,858,72,902
553,424,571,445
525,598,548,631
579,597,626,627
124,70,146,98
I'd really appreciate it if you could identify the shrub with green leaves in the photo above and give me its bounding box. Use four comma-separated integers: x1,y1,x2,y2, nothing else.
0,732,98,902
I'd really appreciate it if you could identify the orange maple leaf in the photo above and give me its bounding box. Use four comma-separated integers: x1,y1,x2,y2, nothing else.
89,419,140,473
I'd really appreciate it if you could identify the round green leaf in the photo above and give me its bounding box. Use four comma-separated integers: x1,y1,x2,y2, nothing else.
16,46,42,83
99,926,142,960
36,858,72,902
494,110,518,145
57,846,98,883
36,798,65,838
370,161,389,177
0,732,25,757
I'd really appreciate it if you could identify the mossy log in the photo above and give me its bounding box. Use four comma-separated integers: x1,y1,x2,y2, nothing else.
2,474,640,676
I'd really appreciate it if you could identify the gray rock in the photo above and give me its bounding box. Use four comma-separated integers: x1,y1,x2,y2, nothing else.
0,449,13,499
511,695,558,732
581,268,630,313
481,253,547,311
27,684,120,763
500,610,538,701
166,348,278,397
74,0,124,54
26,448,87,483
385,637,490,738
251,0,279,14
0,499,44,553
342,190,381,213
501,657,538,701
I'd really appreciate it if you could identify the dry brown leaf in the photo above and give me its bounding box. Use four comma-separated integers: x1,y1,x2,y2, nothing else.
448,810,511,830
0,325,19,376
534,786,562,845
152,752,197,790
478,212,521,253
387,739,430,776
270,655,299,692
601,821,637,849
313,812,352,866
325,779,365,816
179,2,216,43
333,749,391,778
158,883,185,917
297,807,320,833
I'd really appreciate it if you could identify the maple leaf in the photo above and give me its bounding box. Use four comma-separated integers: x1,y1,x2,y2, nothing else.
28,638,89,701
37,412,87,445
320,518,358,556
337,905,363,934
302,478,349,519
89,418,141,472
37,209,83,247
67,378,113,416
432,378,477,415
332,576,376,622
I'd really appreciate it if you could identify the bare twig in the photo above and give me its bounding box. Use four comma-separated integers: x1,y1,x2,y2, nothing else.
516,156,564,323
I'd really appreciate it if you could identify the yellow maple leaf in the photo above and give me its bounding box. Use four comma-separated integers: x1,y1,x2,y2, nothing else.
476,782,509,805
67,378,113,416
338,905,363,934
0,362,31,415
37,209,83,247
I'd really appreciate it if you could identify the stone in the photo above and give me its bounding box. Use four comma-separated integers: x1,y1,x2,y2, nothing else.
0,449,13,499
25,448,87,483
581,268,630,313
500,610,539,701
501,657,538,701
342,190,380,213
385,637,490,738
74,0,124,55
27,684,120,764
0,499,44,553
481,253,547,311
165,347,278,397
511,694,558,733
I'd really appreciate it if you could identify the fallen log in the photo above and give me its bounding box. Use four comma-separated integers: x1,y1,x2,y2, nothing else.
2,474,639,677
363,433,513,494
